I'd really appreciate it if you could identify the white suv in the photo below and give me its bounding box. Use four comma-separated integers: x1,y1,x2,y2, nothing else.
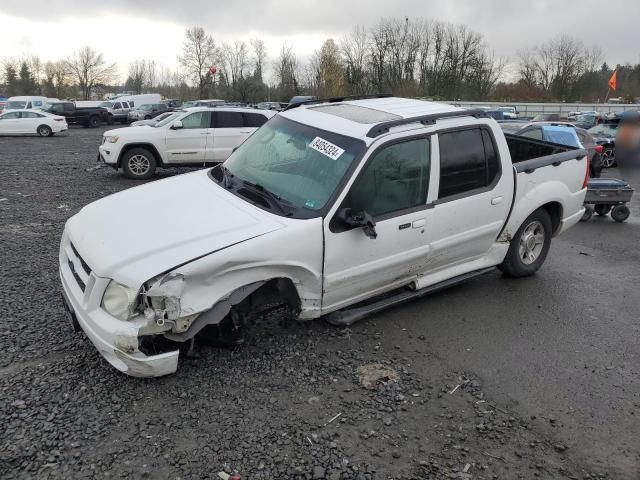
98,107,275,178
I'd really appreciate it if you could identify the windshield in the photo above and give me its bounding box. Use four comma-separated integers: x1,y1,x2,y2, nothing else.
588,123,617,137
221,115,365,214
138,104,153,111
6,101,27,110
154,112,180,127
100,102,114,108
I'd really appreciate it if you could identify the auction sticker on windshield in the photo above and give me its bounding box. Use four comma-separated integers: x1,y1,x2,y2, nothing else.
309,137,345,160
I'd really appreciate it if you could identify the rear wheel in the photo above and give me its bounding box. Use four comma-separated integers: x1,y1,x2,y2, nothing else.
601,148,616,167
88,115,100,128
37,125,52,137
498,208,552,277
121,148,156,180
611,205,630,223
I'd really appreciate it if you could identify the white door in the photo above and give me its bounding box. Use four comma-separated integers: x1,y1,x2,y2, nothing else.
164,111,210,163
19,112,44,133
0,111,22,133
323,136,434,311
427,127,512,270
211,111,251,161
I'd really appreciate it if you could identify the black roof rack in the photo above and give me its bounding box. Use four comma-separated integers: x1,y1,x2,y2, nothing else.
284,94,393,111
366,109,489,138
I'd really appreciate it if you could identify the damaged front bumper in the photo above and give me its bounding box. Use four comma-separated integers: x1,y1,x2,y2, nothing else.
59,260,179,377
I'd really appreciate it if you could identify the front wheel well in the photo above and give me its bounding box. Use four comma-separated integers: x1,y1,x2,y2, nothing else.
118,143,163,167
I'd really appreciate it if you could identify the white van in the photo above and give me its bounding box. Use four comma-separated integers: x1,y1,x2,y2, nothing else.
5,96,52,111
116,94,161,109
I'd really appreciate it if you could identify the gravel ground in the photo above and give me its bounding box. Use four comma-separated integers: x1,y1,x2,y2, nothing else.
0,127,628,479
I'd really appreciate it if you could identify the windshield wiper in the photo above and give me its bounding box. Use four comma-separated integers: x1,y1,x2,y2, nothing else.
238,178,292,216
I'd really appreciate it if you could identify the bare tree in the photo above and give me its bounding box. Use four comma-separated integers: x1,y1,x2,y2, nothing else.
341,25,370,94
64,46,118,99
220,41,249,98
43,61,69,98
274,45,298,100
178,26,218,99
250,38,267,81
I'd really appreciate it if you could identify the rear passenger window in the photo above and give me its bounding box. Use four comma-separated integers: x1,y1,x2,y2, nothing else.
348,138,430,217
215,111,243,128
438,128,501,199
243,113,267,128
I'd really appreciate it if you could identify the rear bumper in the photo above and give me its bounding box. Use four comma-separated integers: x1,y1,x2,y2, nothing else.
557,187,588,235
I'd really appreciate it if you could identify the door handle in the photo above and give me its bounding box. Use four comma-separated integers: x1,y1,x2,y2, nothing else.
200,132,210,135
412,219,426,228
491,196,503,205
240,130,252,134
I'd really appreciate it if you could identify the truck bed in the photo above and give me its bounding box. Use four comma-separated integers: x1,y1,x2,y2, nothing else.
504,133,587,172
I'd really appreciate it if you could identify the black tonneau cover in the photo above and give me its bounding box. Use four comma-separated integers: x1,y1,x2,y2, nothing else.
505,134,587,174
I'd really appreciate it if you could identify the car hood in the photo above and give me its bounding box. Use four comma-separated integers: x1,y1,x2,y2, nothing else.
103,126,154,137
65,170,286,287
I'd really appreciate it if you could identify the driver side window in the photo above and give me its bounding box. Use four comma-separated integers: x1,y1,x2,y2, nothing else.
347,137,430,218
180,112,210,129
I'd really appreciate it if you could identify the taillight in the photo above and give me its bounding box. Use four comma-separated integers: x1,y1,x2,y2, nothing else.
594,145,603,154
583,156,590,189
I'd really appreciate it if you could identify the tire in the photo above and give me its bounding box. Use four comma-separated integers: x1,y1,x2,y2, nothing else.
498,208,553,277
611,205,630,223
37,125,52,137
595,204,611,216
121,148,157,180
581,205,594,222
144,115,151,120
88,116,100,128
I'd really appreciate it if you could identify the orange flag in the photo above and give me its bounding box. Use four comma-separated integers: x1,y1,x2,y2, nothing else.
608,70,618,91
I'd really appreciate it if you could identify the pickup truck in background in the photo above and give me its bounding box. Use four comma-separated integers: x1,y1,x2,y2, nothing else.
98,100,132,124
61,96,588,377
45,101,108,127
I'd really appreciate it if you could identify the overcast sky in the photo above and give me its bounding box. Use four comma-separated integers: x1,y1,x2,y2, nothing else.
2,0,639,80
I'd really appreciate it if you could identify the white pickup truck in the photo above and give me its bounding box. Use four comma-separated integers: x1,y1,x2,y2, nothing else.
61,96,588,377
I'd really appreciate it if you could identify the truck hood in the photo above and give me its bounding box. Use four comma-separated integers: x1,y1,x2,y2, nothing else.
66,170,286,287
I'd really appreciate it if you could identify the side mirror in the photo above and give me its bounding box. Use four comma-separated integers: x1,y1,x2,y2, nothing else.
338,208,377,239
170,120,183,130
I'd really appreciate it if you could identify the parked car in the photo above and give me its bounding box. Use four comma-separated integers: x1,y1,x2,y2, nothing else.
289,95,317,106
496,106,518,119
99,100,133,124
0,109,68,136
98,107,276,178
4,96,51,111
499,121,603,178
588,120,620,167
66,97,589,376
532,113,563,122
130,111,178,127
575,128,604,178
128,103,169,122
113,94,162,109
44,101,108,127
163,99,182,110
256,101,286,111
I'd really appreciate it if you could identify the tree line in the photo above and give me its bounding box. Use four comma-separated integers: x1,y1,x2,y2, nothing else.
2,17,639,103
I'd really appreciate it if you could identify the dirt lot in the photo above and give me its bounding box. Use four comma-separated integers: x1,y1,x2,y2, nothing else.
0,126,638,479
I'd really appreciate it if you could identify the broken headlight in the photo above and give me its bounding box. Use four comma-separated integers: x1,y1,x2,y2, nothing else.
102,280,139,321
